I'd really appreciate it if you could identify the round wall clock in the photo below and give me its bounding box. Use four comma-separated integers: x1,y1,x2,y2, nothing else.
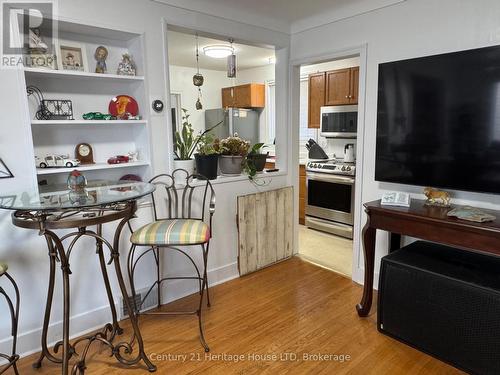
75,143,95,164
109,95,139,117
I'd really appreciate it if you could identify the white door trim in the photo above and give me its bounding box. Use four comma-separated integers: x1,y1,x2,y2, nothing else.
289,44,368,285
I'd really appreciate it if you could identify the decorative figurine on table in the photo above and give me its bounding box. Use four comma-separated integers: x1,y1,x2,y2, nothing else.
423,187,451,207
67,170,87,192
94,46,108,74
117,53,136,76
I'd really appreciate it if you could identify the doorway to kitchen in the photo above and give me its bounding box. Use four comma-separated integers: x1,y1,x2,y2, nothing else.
297,56,361,278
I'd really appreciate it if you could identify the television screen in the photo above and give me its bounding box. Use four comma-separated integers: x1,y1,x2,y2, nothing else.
375,45,500,194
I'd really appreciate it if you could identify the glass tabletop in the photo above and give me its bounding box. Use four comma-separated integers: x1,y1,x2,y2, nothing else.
0,180,155,211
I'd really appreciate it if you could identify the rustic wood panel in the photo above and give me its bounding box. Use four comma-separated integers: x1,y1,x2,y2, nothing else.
238,187,294,275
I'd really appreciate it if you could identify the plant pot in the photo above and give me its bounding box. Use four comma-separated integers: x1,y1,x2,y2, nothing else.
219,155,244,176
247,154,268,172
173,158,195,176
195,153,219,180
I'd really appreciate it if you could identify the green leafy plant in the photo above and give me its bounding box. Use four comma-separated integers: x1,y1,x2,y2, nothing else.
174,109,223,160
197,134,221,156
248,142,265,155
174,109,196,160
219,134,251,156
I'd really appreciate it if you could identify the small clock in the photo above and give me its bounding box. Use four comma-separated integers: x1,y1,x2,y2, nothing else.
75,143,94,164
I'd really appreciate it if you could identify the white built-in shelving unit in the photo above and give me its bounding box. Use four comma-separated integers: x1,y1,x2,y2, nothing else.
21,18,152,185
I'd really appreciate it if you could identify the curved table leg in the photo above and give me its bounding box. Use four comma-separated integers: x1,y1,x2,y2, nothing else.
96,223,123,337
356,211,376,317
33,236,59,368
111,214,156,372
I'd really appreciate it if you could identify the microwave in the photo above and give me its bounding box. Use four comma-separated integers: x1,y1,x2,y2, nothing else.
320,105,358,138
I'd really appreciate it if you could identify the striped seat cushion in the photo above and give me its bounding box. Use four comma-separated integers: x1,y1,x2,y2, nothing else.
131,219,210,245
0,262,7,276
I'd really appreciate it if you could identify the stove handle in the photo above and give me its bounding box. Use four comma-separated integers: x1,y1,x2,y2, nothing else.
307,172,355,185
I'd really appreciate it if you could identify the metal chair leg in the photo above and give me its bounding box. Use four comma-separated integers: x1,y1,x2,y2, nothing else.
203,242,211,308
0,272,20,375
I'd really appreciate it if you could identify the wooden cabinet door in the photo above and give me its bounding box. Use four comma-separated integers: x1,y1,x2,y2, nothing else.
299,165,307,224
222,87,234,108
308,72,325,128
325,68,351,106
233,84,265,108
349,67,359,104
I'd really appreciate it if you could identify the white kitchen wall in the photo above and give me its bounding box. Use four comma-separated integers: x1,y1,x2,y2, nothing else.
169,65,232,134
0,0,291,358
291,0,500,284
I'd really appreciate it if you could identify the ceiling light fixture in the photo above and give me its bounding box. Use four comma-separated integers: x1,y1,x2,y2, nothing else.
203,44,233,59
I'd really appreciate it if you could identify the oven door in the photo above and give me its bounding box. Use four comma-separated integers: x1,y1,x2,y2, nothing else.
306,172,355,225
320,105,358,138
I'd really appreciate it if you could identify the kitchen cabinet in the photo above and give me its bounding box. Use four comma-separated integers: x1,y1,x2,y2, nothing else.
299,164,306,225
308,72,326,129
325,67,359,106
222,83,265,108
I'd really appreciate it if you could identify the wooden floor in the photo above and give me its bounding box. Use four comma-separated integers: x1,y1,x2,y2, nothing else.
16,257,463,374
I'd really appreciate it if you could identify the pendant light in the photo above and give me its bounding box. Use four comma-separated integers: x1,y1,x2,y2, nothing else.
193,34,204,109
227,38,236,78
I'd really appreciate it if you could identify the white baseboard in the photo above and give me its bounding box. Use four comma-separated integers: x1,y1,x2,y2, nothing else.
0,261,239,362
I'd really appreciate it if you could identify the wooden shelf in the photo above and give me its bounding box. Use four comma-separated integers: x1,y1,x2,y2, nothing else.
24,67,145,82
36,161,150,175
31,120,147,126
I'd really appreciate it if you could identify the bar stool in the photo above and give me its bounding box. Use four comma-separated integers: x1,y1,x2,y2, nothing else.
127,170,215,352
0,262,19,375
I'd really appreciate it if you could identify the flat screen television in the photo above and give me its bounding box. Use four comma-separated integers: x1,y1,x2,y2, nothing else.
375,45,500,194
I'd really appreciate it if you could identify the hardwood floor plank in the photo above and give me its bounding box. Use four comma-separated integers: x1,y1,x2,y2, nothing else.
15,257,463,374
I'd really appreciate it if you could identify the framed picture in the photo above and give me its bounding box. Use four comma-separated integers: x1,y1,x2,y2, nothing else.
0,158,13,179
57,41,88,72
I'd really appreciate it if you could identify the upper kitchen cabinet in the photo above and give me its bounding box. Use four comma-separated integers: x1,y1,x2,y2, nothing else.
325,67,359,106
222,83,265,108
308,72,326,128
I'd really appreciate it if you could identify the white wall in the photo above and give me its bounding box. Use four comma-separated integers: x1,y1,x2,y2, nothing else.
0,0,291,358
291,0,500,285
169,65,231,134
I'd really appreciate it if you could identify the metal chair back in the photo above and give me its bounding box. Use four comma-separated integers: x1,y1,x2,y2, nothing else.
147,169,215,225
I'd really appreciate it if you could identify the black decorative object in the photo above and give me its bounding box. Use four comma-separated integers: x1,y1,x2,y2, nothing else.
27,85,74,120
193,34,203,110
152,99,164,113
0,158,13,179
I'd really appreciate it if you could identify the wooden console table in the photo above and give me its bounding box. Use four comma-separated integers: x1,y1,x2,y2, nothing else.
357,199,500,317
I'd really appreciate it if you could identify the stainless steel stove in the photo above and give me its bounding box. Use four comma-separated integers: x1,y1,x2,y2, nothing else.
305,159,355,239
306,159,356,176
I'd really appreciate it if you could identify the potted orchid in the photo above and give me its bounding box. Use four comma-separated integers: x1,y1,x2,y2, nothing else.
218,134,250,175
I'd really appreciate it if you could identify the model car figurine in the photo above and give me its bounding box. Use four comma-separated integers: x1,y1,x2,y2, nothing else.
107,155,130,164
36,155,80,168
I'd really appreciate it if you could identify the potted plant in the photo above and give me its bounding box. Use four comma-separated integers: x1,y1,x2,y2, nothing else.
173,109,223,175
194,134,220,180
246,143,268,174
173,109,197,175
219,134,250,175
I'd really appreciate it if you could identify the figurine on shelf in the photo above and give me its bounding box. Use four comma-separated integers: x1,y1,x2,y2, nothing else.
423,187,451,207
94,46,108,74
117,53,137,76
67,170,87,192
127,151,139,162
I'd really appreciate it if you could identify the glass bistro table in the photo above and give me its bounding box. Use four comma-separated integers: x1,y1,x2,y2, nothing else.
0,180,157,374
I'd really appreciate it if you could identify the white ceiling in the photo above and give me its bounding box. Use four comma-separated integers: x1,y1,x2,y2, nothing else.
154,0,406,34
167,30,275,71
